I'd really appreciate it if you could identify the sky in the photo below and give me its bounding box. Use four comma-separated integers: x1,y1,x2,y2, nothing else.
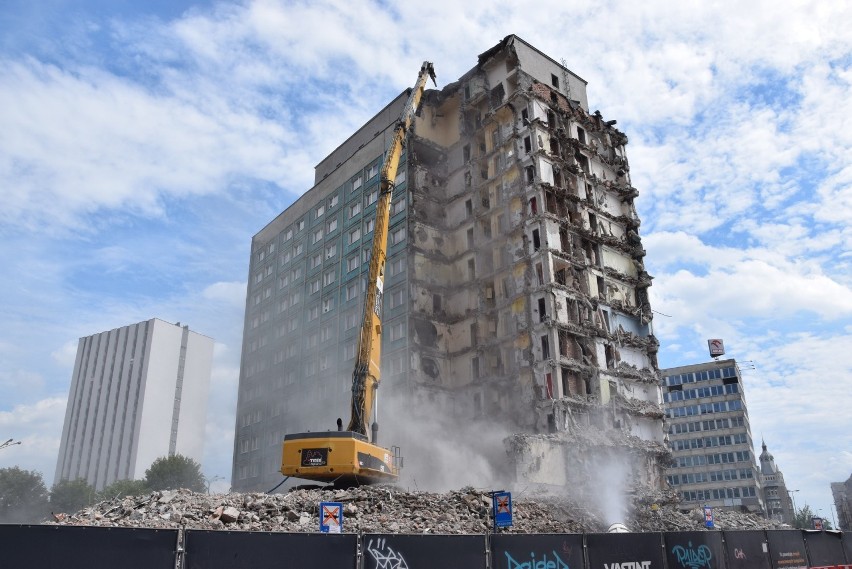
0,0,850,522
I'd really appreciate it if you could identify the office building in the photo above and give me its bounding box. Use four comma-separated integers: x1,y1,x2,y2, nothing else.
759,440,794,523
832,474,852,530
54,319,213,491
661,359,765,514
233,35,666,492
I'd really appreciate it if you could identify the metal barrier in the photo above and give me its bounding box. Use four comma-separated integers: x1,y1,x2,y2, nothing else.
0,525,178,569
1,524,848,568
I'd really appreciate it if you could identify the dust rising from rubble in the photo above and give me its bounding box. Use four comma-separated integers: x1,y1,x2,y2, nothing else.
588,453,630,527
383,390,513,492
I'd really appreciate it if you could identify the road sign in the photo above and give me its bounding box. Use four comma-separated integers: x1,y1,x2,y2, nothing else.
320,502,343,533
703,505,714,528
493,492,513,528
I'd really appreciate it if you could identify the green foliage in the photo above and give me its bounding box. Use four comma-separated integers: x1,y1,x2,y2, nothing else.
144,454,205,492
792,504,834,530
49,478,97,514
0,466,49,523
98,478,150,501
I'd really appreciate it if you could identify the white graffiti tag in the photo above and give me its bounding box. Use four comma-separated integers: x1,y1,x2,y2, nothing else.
367,538,410,569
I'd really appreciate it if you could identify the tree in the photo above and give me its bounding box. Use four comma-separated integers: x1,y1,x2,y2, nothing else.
49,478,97,514
792,504,834,530
144,454,205,492
0,466,49,523
98,478,149,501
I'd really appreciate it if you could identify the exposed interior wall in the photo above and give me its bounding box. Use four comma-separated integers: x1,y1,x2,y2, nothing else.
406,36,668,491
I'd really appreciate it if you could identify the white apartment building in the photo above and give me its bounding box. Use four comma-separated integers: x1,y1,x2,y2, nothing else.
54,318,213,490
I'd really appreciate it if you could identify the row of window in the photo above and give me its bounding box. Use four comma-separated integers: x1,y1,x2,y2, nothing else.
663,383,739,402
667,468,754,486
251,254,406,321
664,366,737,386
665,399,743,418
245,317,408,380
681,486,758,502
668,416,745,435
254,222,407,287
670,450,752,468
274,167,406,247
670,433,749,451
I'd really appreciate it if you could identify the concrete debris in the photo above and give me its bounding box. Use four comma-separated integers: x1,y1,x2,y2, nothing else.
46,486,787,534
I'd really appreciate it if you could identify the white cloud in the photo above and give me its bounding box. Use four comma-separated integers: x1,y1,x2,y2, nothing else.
0,397,67,484
201,281,247,306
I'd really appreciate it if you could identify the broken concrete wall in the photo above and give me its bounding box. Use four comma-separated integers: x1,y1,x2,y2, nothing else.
402,35,667,495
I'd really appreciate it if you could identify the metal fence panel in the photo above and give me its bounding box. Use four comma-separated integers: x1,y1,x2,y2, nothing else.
664,531,727,569
491,533,584,569
721,530,772,569
766,530,808,569
803,531,847,566
183,530,357,569
0,524,177,569
361,533,487,569
586,532,665,569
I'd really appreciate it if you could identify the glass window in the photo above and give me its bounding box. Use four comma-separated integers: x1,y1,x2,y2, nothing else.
316,204,325,218
346,282,358,300
349,202,361,218
349,227,361,244
392,197,406,216
391,226,406,245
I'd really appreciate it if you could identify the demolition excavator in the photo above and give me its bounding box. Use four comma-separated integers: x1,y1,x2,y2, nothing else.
280,61,436,486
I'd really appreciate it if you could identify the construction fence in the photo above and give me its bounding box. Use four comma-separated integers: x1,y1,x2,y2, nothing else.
1,525,850,569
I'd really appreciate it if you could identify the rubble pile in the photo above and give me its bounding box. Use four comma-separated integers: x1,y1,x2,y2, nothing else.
48,485,787,534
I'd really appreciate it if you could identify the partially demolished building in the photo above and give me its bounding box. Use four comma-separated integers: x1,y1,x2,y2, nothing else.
233,35,668,493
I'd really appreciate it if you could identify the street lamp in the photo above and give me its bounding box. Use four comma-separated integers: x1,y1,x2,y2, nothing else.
0,438,21,451
788,489,799,524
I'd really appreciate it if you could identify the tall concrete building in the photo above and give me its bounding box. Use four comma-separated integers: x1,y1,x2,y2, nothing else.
759,440,794,523
832,474,852,530
55,319,213,491
661,359,765,514
233,35,666,492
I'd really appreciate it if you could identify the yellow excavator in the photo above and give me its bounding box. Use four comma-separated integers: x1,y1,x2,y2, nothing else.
280,61,436,487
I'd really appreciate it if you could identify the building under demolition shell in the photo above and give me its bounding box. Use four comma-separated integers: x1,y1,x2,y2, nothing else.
233,35,668,494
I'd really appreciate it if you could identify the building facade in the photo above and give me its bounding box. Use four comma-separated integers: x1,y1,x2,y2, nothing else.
233,35,666,492
54,319,213,491
832,474,852,531
759,440,794,523
661,359,765,514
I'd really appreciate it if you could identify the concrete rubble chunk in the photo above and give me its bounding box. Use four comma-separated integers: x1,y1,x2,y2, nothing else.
43,486,788,534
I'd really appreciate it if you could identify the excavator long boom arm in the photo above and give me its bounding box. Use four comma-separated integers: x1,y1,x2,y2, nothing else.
347,62,436,437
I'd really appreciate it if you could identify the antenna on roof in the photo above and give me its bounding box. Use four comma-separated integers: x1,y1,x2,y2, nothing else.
560,58,572,102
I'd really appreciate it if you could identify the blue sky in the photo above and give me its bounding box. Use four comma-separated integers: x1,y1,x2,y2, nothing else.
1,0,850,522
